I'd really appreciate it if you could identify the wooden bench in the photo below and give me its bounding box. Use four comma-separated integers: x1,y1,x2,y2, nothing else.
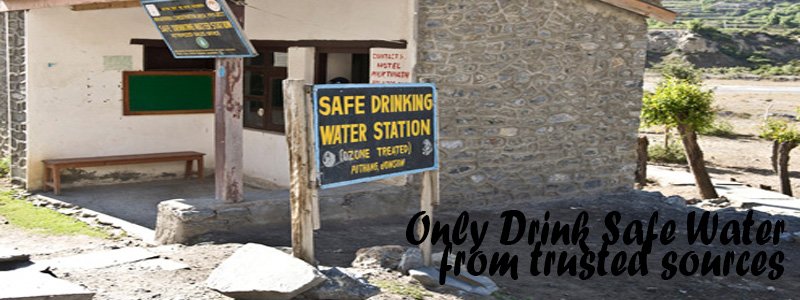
42,151,205,195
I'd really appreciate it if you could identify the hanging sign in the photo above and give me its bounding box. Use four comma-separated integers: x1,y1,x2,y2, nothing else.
313,84,438,189
141,0,257,58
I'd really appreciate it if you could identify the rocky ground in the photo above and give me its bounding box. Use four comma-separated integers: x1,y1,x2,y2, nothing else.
3,187,800,299
4,79,800,299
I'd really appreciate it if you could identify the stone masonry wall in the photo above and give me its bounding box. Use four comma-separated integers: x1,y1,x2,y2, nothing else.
416,0,649,206
7,11,26,186
0,13,8,157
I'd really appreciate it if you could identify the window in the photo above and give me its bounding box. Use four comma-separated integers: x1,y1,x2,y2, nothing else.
243,48,288,132
132,39,408,133
315,51,370,84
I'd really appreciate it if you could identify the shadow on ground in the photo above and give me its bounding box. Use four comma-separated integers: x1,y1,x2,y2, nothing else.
37,178,284,229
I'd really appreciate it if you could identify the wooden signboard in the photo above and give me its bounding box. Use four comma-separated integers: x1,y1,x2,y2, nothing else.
123,71,214,115
141,0,257,58
312,84,438,188
284,79,440,265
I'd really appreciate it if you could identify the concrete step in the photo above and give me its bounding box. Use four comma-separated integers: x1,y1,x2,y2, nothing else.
36,247,158,270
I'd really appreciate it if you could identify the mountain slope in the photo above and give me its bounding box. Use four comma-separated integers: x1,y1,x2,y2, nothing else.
659,0,800,30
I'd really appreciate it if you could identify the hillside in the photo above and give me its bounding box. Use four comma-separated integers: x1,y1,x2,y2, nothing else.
656,0,800,30
647,28,800,76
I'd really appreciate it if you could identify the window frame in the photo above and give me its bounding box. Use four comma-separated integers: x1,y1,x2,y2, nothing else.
130,39,408,134
243,46,289,133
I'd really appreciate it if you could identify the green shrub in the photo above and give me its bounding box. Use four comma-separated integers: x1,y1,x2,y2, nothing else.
649,142,688,164
0,157,10,177
641,78,716,132
655,59,702,84
760,118,800,143
685,19,706,33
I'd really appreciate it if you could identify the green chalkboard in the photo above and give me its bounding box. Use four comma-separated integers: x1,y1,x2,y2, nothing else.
123,71,214,115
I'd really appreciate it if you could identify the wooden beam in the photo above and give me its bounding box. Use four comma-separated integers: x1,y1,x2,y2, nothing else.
214,58,245,203
0,0,130,12
71,0,138,11
596,0,677,23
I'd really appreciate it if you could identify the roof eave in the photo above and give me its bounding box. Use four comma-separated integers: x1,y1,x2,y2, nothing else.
596,0,678,24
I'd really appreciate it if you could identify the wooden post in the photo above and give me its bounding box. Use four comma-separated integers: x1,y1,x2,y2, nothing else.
284,79,315,264
419,170,439,266
214,58,244,203
778,141,797,197
635,136,649,188
304,85,321,230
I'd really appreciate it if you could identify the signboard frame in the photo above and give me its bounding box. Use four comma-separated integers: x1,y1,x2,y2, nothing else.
312,83,439,189
140,0,258,59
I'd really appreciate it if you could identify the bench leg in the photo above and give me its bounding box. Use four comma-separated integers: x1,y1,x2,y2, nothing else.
42,166,50,192
197,158,204,180
52,167,62,195
185,160,193,179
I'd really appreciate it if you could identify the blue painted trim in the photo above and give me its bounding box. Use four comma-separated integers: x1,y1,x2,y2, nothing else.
139,0,258,59
312,83,439,190
321,167,439,189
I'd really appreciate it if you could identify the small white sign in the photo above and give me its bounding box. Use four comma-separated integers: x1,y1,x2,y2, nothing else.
274,52,288,68
369,48,411,84
145,4,160,17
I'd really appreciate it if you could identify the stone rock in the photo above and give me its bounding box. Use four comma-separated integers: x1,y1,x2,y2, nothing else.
677,33,717,54
431,251,458,268
299,267,380,300
57,208,80,216
0,270,94,300
0,247,29,263
664,196,686,207
132,258,190,271
37,247,157,270
206,243,326,300
409,267,498,296
351,245,405,269
709,197,729,205
780,232,794,243
79,211,97,218
397,248,424,274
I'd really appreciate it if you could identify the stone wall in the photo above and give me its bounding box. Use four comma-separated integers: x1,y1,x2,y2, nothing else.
7,11,26,185
416,0,649,206
0,13,8,158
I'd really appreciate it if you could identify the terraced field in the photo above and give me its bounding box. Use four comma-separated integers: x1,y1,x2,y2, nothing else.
659,0,800,30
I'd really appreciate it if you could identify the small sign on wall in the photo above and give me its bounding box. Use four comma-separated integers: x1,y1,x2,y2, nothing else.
369,48,411,84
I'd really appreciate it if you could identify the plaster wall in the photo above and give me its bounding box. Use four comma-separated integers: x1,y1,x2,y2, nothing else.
25,0,412,190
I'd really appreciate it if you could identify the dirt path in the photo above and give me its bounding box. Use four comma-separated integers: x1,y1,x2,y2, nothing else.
3,190,800,299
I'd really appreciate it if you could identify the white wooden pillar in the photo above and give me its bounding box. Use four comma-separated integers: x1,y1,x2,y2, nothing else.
285,47,318,263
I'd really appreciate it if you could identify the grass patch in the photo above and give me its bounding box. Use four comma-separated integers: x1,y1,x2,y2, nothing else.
649,142,687,164
699,119,736,137
372,279,432,300
0,191,108,238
